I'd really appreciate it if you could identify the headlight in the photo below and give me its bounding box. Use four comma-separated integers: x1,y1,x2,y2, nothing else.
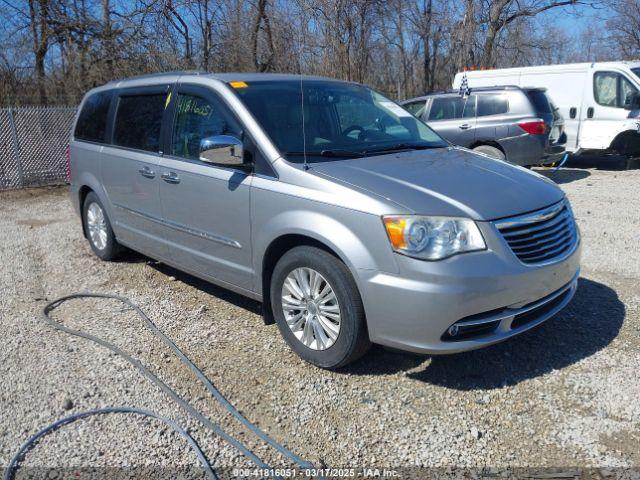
383,215,486,260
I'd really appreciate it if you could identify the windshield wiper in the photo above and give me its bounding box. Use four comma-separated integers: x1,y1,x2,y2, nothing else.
284,149,365,159
364,142,442,155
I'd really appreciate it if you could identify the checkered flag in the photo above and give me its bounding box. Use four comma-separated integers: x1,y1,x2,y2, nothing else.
459,73,470,97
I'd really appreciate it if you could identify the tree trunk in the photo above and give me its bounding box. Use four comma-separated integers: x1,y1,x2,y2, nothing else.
28,0,49,104
102,0,114,77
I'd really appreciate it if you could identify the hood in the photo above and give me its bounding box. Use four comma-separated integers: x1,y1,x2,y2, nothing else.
309,147,564,221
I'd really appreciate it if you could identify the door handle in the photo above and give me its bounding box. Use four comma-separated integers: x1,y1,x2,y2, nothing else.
138,167,155,179
161,172,181,184
587,107,594,118
569,107,577,119
458,123,472,130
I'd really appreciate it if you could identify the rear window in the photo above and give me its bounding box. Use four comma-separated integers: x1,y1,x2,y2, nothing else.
477,94,509,116
113,94,166,152
74,91,113,143
525,90,552,114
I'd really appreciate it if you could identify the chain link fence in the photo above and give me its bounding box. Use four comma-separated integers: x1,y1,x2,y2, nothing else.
0,106,77,190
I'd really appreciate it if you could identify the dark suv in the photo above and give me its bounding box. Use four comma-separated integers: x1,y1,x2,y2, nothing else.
402,86,566,166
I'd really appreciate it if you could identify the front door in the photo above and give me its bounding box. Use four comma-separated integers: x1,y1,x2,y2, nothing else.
425,95,477,147
579,70,639,150
158,84,254,291
100,85,172,259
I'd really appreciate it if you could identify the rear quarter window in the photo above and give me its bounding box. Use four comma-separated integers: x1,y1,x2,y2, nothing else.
74,91,113,143
113,94,166,152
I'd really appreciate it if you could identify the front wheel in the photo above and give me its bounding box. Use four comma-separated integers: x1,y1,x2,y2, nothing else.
270,246,370,369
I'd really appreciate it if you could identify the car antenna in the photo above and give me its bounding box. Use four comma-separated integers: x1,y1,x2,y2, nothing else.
300,73,309,170
297,10,309,171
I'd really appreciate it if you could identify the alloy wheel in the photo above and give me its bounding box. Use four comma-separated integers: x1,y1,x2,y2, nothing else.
281,267,341,350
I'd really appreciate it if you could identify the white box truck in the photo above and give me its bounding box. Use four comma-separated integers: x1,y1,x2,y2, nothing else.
453,62,640,157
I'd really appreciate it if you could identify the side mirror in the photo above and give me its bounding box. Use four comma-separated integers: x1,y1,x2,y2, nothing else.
199,135,247,168
624,92,640,110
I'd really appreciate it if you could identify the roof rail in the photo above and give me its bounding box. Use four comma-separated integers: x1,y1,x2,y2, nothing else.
107,70,207,84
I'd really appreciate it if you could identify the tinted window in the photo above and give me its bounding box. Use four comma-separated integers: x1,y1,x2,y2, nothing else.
171,93,241,160
403,100,426,117
428,97,465,120
74,91,113,142
525,90,552,114
113,94,166,152
477,94,509,116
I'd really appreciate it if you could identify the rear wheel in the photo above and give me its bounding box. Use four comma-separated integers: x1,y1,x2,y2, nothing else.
473,144,506,161
270,246,370,369
82,192,121,261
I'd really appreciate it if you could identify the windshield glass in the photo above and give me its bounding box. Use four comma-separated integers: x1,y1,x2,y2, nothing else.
231,80,447,163
632,67,640,80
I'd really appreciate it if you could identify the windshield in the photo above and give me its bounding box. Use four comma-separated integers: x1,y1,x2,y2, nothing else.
231,80,448,162
633,67,640,80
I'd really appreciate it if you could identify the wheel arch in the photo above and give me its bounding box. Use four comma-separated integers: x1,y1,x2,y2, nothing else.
609,129,640,156
260,234,351,325
469,140,506,155
78,185,94,238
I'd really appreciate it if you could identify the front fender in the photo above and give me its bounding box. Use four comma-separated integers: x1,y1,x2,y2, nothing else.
252,203,400,292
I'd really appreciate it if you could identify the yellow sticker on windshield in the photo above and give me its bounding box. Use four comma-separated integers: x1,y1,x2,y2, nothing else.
230,81,248,89
165,92,172,109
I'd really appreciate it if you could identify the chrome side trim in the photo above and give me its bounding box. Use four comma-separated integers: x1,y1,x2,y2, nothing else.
113,203,242,249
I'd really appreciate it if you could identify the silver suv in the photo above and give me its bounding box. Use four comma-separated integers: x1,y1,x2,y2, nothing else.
402,86,566,166
70,72,581,368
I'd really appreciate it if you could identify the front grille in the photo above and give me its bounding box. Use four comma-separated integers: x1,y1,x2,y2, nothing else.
495,200,578,265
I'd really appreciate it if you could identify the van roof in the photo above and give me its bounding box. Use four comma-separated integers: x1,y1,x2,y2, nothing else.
107,71,348,86
458,60,640,77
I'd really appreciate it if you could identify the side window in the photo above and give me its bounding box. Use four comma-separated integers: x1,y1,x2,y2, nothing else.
74,91,113,143
170,92,242,161
428,97,465,121
462,95,476,118
620,76,638,107
477,94,509,117
594,72,618,107
113,93,166,152
403,100,426,117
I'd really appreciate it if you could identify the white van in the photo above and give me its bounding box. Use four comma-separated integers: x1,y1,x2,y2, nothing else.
453,62,640,157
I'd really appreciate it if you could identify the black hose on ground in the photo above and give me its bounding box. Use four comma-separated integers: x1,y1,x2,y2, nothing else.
4,293,317,480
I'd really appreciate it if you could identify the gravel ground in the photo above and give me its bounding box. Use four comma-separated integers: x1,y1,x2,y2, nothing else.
1,167,639,478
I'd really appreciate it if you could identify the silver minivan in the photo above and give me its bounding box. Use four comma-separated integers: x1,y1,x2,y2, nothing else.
69,72,581,368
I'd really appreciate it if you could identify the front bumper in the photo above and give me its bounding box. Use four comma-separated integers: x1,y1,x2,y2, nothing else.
357,221,581,354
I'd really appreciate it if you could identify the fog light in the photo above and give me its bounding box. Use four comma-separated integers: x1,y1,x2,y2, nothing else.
447,325,459,337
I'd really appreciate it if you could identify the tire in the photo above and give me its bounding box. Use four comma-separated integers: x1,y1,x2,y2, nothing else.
82,192,121,261
473,144,506,161
270,246,371,369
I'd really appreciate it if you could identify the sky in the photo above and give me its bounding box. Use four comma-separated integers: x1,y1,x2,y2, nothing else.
548,2,604,32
